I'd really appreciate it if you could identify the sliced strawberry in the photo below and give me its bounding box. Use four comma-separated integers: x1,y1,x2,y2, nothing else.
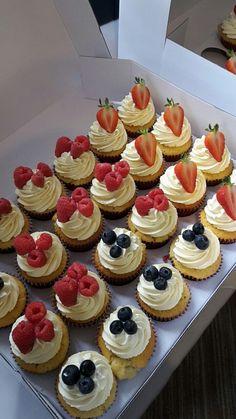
31,170,45,188
148,188,164,200
53,277,78,307
71,187,88,203
56,197,77,222
104,171,123,192
204,124,225,162
13,233,36,256
163,98,184,137
225,50,236,75
95,162,112,182
135,196,153,216
216,181,236,220
96,98,118,133
27,249,47,267
131,77,150,110
74,135,90,152
55,136,72,157
67,262,87,280
36,162,53,177
174,156,197,193
135,132,156,166
70,142,84,159
25,302,47,324
77,198,94,217
35,233,53,251
78,275,99,297
13,166,33,189
0,198,12,215
35,319,55,342
153,194,169,211
114,160,130,178
12,320,35,354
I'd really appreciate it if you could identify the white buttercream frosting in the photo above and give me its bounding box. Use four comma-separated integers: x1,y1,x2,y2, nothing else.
152,113,191,147
0,273,19,318
205,194,236,232
121,141,163,176
118,93,155,127
54,151,95,181
89,119,127,152
130,203,177,237
189,136,231,174
230,169,236,184
90,174,135,207
222,12,236,39
0,204,25,242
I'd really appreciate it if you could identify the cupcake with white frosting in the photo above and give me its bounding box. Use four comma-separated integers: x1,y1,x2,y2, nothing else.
0,272,27,328
218,6,236,50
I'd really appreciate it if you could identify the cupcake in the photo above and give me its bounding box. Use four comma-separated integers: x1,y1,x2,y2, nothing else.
88,98,128,162
169,222,221,280
57,351,116,418
0,198,30,252
218,6,236,50
90,161,136,219
121,131,165,189
159,157,206,216
118,77,156,137
127,188,178,248
189,124,233,185
94,227,146,285
97,305,155,380
0,272,27,328
13,162,63,219
152,98,192,161
52,188,103,251
137,263,190,320
53,262,110,326
9,301,69,373
14,232,68,287
54,135,96,188
200,180,236,243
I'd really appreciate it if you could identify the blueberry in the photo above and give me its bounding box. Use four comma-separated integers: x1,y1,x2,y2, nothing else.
62,365,80,386
110,245,122,258
123,320,137,335
182,229,195,242
80,360,95,377
154,276,168,290
0,277,4,291
143,265,159,282
192,222,204,235
117,306,132,322
159,267,172,280
194,234,209,250
102,229,117,245
78,377,94,394
116,234,131,249
110,320,124,335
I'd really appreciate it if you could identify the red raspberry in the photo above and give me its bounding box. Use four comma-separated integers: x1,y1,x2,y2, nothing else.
56,197,77,222
35,319,55,342
35,233,53,251
31,170,45,187
13,233,36,256
104,171,122,192
95,163,112,182
13,166,33,189
53,277,78,307
74,135,90,152
71,187,88,203
67,262,87,280
78,275,99,297
114,160,130,178
70,142,84,159
153,194,169,211
36,162,53,177
27,249,47,267
12,320,35,354
148,188,164,200
77,198,94,217
135,196,153,216
0,198,12,215
25,301,47,324
55,136,72,157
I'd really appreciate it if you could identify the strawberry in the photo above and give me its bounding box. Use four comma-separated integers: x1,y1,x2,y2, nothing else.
131,77,150,110
71,187,88,203
163,98,184,137
114,160,130,178
31,170,45,187
70,142,84,159
148,188,164,200
53,277,78,307
174,156,197,193
104,171,123,192
96,98,118,133
55,136,72,157
216,180,236,220
78,275,99,297
74,135,90,152
35,319,55,342
25,302,47,324
77,198,94,217
27,249,47,267
225,50,236,75
135,196,153,216
12,320,35,354
13,233,36,256
95,162,112,182
0,198,12,215
35,233,53,251
67,262,87,280
204,124,225,162
13,166,33,189
153,194,169,211
36,162,53,177
56,197,77,222
135,131,156,166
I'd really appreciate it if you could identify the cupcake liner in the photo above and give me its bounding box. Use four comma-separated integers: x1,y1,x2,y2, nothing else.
18,203,57,221
170,251,223,281
218,24,236,50
175,192,206,217
163,153,183,162
100,206,132,220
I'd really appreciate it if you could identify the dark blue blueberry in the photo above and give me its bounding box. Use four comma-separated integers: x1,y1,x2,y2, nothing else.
123,320,137,335
110,320,124,335
143,265,159,282
117,306,132,322
62,365,80,386
78,377,94,394
116,234,131,249
0,277,4,291
194,234,209,250
159,267,172,280
102,229,117,245
182,229,195,242
80,360,95,377
154,276,168,290
192,222,204,235
110,245,122,258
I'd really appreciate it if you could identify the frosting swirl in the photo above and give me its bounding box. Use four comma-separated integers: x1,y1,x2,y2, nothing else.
118,93,155,126
152,113,191,147
190,136,231,174
205,194,236,232
89,120,127,152
130,203,177,237
54,151,95,181
222,12,236,39
0,273,19,318
121,141,163,176
0,204,24,242
90,174,135,207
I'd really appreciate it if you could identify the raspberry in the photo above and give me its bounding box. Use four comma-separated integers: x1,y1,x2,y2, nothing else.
53,277,78,307
148,188,164,200
35,319,55,342
74,135,90,152
0,198,12,215
13,233,36,256
31,170,45,187
67,262,87,280
78,275,99,297
55,136,72,157
71,187,88,203
70,142,84,159
27,249,47,267
135,196,153,216
25,302,47,324
77,198,94,217
13,166,33,189
56,197,77,222
95,163,112,182
153,195,169,211
35,233,53,251
104,171,122,192
36,162,53,177
114,160,130,178
12,320,35,354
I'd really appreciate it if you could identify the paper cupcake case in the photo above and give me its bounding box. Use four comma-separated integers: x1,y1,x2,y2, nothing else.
173,192,206,217
53,165,95,190
90,144,126,163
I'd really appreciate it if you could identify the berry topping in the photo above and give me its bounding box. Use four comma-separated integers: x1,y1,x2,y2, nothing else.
0,198,12,215
164,98,184,137
135,131,156,166
53,277,78,307
25,302,46,324
123,319,137,335
77,198,94,217
31,170,45,188
114,160,130,178
135,195,153,216
102,229,117,245
36,162,53,177
216,180,236,221
78,377,95,395
35,319,55,342
12,320,35,354
67,262,87,280
0,277,4,291
225,50,236,75
148,188,164,200
55,136,72,157
174,156,197,193
159,267,172,280
71,187,88,203
35,233,53,251
153,194,169,211
80,360,96,377
56,197,77,223
117,307,132,322
143,265,159,281
194,234,209,250
96,98,118,133
182,230,195,242
27,249,47,267
192,222,204,235
205,124,225,162
13,166,33,189
154,277,168,291
116,234,131,249
104,171,123,192
95,163,112,182
62,365,80,386
131,77,150,110
78,275,99,297
74,135,90,152
162,254,170,263
70,141,84,159
13,233,36,256
110,244,122,258
110,320,124,335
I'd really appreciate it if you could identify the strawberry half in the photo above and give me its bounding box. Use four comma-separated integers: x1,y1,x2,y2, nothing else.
174,156,197,193
204,124,225,162
216,180,236,220
131,77,150,110
225,50,236,75
135,131,156,166
163,98,184,137
96,98,118,133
